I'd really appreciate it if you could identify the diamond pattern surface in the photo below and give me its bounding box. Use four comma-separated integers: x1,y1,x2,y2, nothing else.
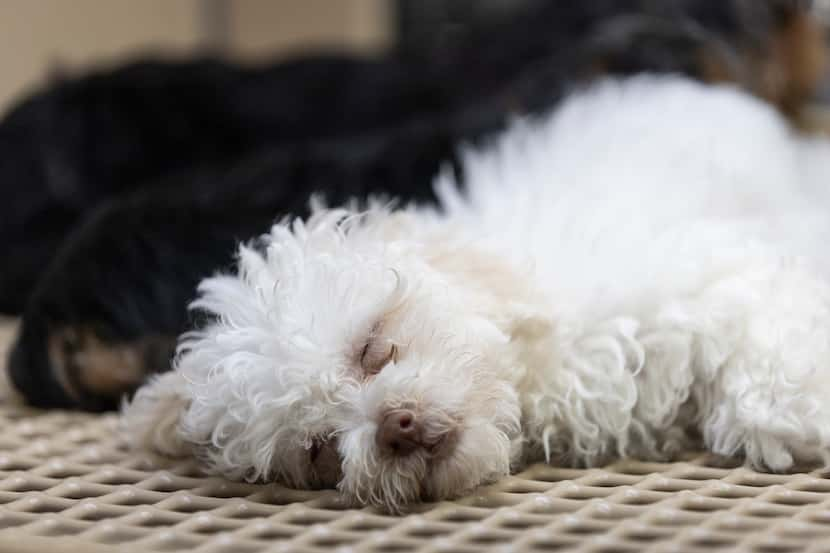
0,405,827,552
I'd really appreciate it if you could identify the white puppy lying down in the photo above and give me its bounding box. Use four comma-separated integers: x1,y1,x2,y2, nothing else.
123,76,830,512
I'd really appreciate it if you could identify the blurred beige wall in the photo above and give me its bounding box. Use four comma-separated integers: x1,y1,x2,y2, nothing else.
0,0,392,114
227,0,392,60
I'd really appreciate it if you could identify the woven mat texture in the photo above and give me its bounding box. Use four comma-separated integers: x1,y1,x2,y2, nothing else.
2,321,830,553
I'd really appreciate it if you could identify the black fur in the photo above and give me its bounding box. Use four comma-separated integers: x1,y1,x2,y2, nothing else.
0,56,452,314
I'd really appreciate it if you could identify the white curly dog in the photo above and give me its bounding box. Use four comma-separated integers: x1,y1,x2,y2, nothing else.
123,76,830,512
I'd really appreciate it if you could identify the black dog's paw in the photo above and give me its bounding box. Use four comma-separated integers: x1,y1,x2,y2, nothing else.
6,191,249,411
8,322,177,412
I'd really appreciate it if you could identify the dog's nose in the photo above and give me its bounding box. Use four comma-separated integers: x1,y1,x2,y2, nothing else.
376,411,421,456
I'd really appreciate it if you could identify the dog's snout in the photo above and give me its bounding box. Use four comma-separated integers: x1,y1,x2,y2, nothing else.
376,411,421,456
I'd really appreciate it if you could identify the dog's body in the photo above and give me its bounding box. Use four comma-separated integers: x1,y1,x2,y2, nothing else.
125,76,830,512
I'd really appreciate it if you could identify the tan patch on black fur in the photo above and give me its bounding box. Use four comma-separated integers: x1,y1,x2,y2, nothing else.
762,10,827,117
698,9,826,121
48,327,176,403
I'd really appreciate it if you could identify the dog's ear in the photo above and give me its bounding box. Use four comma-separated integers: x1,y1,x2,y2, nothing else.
501,301,554,385
505,301,553,344
422,243,555,344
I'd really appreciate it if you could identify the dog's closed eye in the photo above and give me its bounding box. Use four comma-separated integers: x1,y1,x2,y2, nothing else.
360,338,398,376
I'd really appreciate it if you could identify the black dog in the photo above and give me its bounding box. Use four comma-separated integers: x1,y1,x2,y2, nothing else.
6,0,825,410
0,55,454,314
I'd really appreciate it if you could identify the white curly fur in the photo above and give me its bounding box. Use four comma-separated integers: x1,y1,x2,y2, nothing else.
123,75,830,512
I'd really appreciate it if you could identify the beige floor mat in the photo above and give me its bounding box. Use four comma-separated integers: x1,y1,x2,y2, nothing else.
1,320,830,552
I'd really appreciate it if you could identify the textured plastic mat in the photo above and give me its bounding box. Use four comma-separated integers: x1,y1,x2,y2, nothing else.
3,324,830,552
1,409,830,552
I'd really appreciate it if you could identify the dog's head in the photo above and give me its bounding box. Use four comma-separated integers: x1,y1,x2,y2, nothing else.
175,206,531,512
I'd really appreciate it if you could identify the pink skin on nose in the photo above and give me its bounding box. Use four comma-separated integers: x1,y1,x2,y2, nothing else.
375,410,458,457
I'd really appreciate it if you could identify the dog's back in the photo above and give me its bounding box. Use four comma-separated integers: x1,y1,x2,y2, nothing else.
437,76,830,318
